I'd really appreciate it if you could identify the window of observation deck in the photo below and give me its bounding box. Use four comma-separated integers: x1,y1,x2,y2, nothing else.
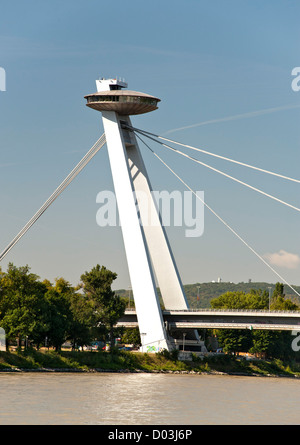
86,95,157,106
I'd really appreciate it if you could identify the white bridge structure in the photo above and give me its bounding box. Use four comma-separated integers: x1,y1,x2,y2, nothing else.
85,78,199,352
118,308,300,332
1,77,299,353
84,78,300,352
117,308,300,352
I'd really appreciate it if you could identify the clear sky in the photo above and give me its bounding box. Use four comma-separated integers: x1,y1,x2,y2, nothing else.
0,0,299,292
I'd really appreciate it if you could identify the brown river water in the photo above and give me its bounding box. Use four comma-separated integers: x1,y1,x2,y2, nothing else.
0,372,299,425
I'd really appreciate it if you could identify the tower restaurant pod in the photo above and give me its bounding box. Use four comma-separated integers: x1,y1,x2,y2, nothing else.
84,78,160,115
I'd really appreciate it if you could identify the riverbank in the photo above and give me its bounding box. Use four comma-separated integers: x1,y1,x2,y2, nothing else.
0,349,300,378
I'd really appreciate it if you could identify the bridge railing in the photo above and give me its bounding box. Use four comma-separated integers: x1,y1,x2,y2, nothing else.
125,307,300,314
163,308,300,314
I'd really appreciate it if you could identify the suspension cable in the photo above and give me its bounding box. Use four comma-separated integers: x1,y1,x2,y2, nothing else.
0,134,106,262
134,129,300,213
135,133,300,298
129,125,300,184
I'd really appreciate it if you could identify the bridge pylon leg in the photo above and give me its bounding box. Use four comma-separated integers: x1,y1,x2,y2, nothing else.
102,111,170,352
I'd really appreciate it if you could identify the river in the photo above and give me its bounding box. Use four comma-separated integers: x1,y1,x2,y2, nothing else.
0,372,299,425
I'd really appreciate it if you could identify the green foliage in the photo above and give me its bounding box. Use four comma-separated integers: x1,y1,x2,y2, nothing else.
0,349,299,377
80,265,126,349
0,263,49,346
216,329,253,355
180,281,300,308
68,291,94,349
1,261,299,365
210,289,269,310
121,327,140,345
210,283,300,359
270,283,298,311
0,262,125,352
158,348,179,361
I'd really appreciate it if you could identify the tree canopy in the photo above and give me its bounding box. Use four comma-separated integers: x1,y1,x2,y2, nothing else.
210,289,269,310
209,283,299,359
80,265,126,349
0,263,125,351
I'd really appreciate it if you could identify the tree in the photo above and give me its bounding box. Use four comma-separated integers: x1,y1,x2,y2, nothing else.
272,282,285,300
250,330,298,360
121,327,141,346
250,330,274,358
68,290,95,350
0,263,127,352
270,282,298,311
43,287,72,351
209,285,299,358
210,289,269,310
0,263,48,350
246,289,269,309
217,329,252,355
80,265,126,350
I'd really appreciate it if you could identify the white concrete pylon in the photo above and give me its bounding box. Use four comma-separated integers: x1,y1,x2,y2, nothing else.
122,116,190,311
85,78,198,352
101,111,169,352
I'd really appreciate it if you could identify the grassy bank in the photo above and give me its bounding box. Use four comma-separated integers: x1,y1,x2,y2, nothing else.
0,349,300,378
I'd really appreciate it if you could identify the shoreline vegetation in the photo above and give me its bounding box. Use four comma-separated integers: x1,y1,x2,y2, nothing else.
1,264,299,375
0,349,300,379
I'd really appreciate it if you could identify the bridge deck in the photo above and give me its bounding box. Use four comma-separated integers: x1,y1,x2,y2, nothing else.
117,309,300,331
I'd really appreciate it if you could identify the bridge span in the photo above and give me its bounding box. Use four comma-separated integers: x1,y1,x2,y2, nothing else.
117,308,300,332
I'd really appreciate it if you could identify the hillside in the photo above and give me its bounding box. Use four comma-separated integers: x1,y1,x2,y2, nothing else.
184,282,300,308
117,282,300,309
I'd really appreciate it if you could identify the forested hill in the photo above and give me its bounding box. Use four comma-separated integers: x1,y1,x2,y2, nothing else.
117,282,300,309
184,282,300,308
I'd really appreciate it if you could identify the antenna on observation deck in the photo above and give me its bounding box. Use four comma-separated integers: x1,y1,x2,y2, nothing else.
96,77,128,92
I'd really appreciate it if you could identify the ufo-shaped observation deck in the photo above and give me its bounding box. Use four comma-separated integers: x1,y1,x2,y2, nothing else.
85,78,160,115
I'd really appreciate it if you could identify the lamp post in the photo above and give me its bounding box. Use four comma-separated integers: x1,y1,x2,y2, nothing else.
128,286,132,309
183,333,186,352
141,333,146,353
268,287,272,311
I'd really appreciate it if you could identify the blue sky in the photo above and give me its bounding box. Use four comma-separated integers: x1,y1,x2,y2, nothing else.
0,0,299,292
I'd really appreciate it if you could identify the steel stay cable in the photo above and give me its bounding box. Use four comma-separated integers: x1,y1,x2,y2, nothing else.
0,134,106,261
133,129,300,214
135,133,300,298
0,134,106,262
128,125,300,184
